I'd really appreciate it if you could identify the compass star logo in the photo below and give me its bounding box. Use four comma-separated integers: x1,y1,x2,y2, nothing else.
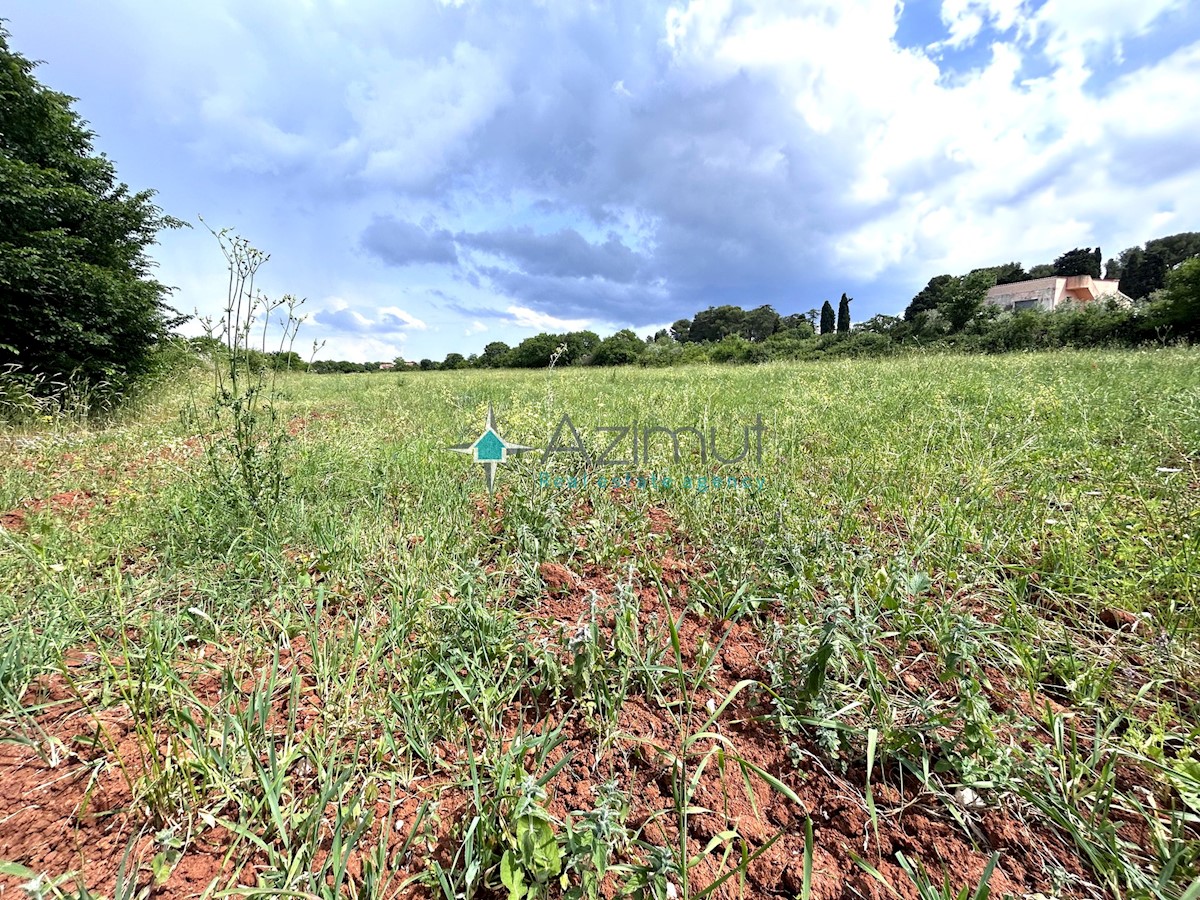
448,404,534,494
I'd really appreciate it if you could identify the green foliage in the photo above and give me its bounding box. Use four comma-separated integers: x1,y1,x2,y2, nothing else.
509,333,563,368
819,300,835,335
481,341,512,367
1120,247,1169,299
1053,247,1102,278
777,313,814,335
743,304,780,341
904,275,955,321
500,803,563,900
1151,257,1200,339
707,333,753,363
992,261,1028,285
186,224,305,524
939,270,996,333
592,329,644,366
689,305,748,343
1146,231,1200,269
0,26,185,400
837,293,851,333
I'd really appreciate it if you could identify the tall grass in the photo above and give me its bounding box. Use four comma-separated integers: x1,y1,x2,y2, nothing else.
0,349,1197,897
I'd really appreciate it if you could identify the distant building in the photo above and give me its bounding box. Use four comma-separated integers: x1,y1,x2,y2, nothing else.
379,362,396,370
985,275,1132,312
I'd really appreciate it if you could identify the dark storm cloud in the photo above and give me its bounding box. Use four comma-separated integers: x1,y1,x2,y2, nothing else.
449,51,860,322
480,267,667,322
361,216,458,267
348,25,862,325
457,227,646,282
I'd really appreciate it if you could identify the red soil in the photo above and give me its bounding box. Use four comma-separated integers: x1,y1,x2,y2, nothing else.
0,500,1148,899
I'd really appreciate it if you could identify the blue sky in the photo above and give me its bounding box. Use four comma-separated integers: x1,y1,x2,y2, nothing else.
5,0,1199,362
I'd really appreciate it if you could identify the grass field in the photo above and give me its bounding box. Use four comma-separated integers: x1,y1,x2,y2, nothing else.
1,350,1198,900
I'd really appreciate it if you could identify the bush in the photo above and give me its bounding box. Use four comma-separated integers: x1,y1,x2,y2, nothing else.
1150,257,1200,340
708,334,752,363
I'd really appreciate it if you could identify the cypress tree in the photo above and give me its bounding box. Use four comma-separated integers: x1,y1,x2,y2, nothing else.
819,301,835,335
837,293,851,333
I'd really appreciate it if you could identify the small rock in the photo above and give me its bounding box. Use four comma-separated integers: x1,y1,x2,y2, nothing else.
1098,608,1139,631
954,787,985,810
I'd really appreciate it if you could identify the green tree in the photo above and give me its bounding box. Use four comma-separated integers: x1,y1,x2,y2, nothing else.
591,329,644,366
0,27,185,395
836,293,851,333
267,351,306,371
670,318,692,342
1146,232,1200,269
819,301,835,335
993,261,1028,285
1028,263,1054,278
904,275,954,321
1119,248,1168,300
1152,257,1200,339
939,270,996,332
508,333,562,368
690,305,746,342
480,341,511,367
561,330,600,363
1053,247,1101,278
777,313,814,336
442,352,466,369
1103,258,1122,281
743,304,780,341
857,314,901,335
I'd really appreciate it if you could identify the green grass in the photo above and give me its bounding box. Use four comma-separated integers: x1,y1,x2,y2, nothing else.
1,349,1198,899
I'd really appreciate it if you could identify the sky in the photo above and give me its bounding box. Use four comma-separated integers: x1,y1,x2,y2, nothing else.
5,0,1200,363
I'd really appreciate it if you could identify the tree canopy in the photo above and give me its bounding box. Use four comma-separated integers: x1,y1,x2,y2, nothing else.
904,275,954,321
1053,247,1102,278
0,26,184,394
939,270,996,332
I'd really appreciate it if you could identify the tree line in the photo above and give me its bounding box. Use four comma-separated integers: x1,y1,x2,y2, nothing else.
339,241,1199,372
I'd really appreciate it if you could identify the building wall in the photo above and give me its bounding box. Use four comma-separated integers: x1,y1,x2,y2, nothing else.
985,276,1126,312
985,277,1063,311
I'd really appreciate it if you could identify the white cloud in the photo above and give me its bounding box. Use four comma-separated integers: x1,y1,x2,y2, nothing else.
662,0,1200,287
1030,0,1188,59
935,0,1028,49
378,306,429,330
344,41,513,189
464,319,488,335
506,305,591,331
317,335,406,363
